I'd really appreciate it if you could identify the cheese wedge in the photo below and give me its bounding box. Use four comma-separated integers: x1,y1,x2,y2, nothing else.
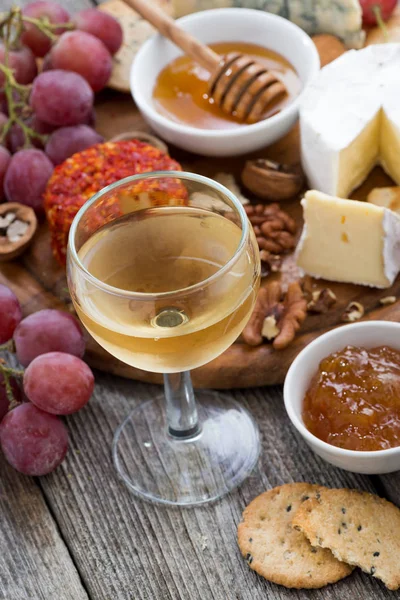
367,187,400,215
296,190,400,288
172,0,365,48
300,44,400,198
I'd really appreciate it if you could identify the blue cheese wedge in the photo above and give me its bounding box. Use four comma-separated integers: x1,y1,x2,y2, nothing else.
296,191,400,289
172,0,365,48
300,44,400,198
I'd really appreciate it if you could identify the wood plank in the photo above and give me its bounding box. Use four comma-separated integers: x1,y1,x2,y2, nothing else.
0,351,89,600
38,374,393,599
0,450,89,600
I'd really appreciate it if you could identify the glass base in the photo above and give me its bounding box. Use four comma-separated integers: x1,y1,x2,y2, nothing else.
112,391,260,506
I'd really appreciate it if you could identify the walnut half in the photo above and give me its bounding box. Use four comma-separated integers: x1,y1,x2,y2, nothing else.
242,281,307,350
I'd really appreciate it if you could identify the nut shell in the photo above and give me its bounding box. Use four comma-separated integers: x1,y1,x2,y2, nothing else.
241,159,304,201
0,203,37,261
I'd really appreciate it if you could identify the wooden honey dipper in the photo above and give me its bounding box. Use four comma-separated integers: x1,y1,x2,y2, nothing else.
124,0,287,124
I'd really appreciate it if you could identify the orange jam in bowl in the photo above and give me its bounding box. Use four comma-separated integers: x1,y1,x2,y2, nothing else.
303,345,400,451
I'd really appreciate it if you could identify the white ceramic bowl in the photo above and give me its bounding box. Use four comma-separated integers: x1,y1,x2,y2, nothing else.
130,8,320,156
284,321,400,474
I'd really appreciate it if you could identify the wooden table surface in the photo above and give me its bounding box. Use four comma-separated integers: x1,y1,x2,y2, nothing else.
3,0,400,599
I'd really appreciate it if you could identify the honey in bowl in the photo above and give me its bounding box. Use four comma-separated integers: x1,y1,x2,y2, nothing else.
152,42,301,130
303,346,400,452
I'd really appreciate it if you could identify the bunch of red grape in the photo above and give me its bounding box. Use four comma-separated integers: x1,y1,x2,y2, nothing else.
0,1,123,211
0,283,94,476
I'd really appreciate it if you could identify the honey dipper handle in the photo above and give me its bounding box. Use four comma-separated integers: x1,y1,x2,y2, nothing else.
123,0,220,73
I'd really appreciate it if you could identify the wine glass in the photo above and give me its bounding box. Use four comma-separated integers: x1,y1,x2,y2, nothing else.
67,171,260,506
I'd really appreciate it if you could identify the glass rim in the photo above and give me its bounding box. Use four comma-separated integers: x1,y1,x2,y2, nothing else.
67,170,250,300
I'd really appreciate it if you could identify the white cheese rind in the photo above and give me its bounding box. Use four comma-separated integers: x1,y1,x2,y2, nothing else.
172,0,365,48
296,190,400,289
300,44,400,198
383,209,400,286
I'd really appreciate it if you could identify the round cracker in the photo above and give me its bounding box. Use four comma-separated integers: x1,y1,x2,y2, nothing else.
293,488,400,591
238,483,353,589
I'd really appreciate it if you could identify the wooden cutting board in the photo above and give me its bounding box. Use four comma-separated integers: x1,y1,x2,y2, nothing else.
1,27,399,389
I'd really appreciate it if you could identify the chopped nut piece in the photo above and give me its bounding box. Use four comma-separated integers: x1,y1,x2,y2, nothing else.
342,301,364,323
241,159,304,201
7,220,29,243
259,250,282,278
243,281,307,350
380,296,396,306
0,212,16,228
307,288,337,314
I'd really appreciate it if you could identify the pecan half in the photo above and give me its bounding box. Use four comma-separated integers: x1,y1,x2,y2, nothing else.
242,281,307,350
245,203,297,255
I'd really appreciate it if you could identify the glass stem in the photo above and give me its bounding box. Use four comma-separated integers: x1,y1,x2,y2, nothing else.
163,371,200,439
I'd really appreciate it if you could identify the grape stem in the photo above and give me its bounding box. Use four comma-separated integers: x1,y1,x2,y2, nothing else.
0,361,24,408
0,340,15,352
372,5,389,40
21,15,75,42
0,7,75,148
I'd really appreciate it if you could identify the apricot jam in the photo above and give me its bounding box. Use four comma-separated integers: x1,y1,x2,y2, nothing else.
152,42,301,130
303,346,400,451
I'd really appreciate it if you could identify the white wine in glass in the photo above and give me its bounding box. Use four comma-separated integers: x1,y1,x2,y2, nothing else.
68,172,260,506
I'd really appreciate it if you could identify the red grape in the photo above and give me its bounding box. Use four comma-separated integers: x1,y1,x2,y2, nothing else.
6,117,54,152
85,107,96,128
0,111,7,133
0,145,11,200
0,403,68,475
41,53,53,71
30,70,94,126
21,1,70,58
14,309,85,367
0,94,7,115
30,114,57,135
45,125,103,165
7,123,26,153
4,149,53,213
360,0,397,24
0,375,9,422
50,31,113,92
0,372,23,422
74,8,123,55
0,43,38,86
24,352,94,415
0,284,22,343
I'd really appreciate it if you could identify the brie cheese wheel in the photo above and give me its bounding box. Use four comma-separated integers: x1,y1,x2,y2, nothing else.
300,44,400,198
296,190,400,288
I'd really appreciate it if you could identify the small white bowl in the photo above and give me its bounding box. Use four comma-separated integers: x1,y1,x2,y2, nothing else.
284,321,400,474
130,8,320,156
